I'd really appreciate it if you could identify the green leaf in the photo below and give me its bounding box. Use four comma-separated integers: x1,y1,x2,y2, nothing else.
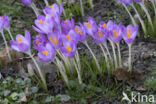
44,96,54,103
56,94,71,102
9,92,18,100
3,90,11,96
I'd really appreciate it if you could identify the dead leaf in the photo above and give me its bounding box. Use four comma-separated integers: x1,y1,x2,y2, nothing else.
19,96,27,102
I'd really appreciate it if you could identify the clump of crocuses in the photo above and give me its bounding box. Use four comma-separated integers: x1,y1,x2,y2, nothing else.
9,3,139,91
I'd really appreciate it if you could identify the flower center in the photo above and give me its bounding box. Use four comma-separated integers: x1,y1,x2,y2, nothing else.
66,34,72,41
98,30,103,37
103,24,107,28
86,22,92,28
127,28,132,38
75,27,79,33
66,46,72,53
49,37,58,45
0,16,3,20
42,50,49,56
64,20,68,23
17,37,23,43
79,30,83,35
39,19,47,23
51,14,54,17
49,5,53,9
36,40,40,44
113,30,118,37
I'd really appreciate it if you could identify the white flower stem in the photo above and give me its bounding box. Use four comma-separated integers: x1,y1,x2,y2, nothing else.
109,39,117,69
44,0,49,6
72,58,82,84
28,53,47,91
99,44,110,69
103,42,112,61
80,0,84,16
116,43,122,67
1,30,12,61
123,3,137,26
89,0,94,9
30,3,39,17
140,2,154,30
128,44,132,72
7,28,14,40
131,3,146,34
83,41,101,72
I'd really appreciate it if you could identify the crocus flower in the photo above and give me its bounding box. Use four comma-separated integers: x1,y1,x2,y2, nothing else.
61,18,75,34
33,34,47,50
33,15,55,34
43,3,63,25
92,27,108,44
123,24,138,44
47,28,62,49
10,30,31,53
117,0,132,4
0,16,4,31
74,23,86,42
134,0,142,2
60,40,77,57
38,42,55,62
109,23,123,43
2,14,10,29
61,29,78,43
84,17,98,36
22,0,33,5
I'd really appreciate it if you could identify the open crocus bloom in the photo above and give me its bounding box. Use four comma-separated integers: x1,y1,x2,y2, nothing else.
33,34,47,50
10,30,31,53
33,15,54,34
47,29,62,49
38,42,55,62
93,27,108,44
60,40,77,58
123,24,139,44
84,17,98,36
43,3,63,25
61,29,78,43
61,18,75,34
109,23,123,43
22,0,33,5
74,23,86,42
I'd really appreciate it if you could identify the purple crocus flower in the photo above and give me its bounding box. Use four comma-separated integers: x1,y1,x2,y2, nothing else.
60,40,77,58
43,3,63,25
3,14,10,29
33,34,47,50
10,30,31,52
108,23,123,43
93,27,108,44
47,28,62,49
84,17,98,36
117,0,132,4
33,15,55,34
123,24,139,44
61,18,75,34
61,29,78,43
134,0,142,2
22,0,33,5
74,23,86,42
38,42,55,62
0,16,4,31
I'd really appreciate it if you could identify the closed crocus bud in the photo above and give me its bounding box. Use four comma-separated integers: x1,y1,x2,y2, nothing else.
122,0,133,4
134,0,142,3
3,14,10,29
22,0,33,5
0,16,4,31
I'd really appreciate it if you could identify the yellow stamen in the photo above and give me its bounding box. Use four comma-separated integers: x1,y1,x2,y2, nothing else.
36,40,40,44
127,28,132,38
51,14,54,17
79,30,83,35
39,19,47,23
98,31,103,37
75,27,79,32
17,37,23,43
86,22,92,28
66,46,72,53
113,30,118,37
49,5,53,9
49,37,58,45
66,34,72,41
42,50,49,56
64,20,68,23
103,24,107,28
0,16,3,20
